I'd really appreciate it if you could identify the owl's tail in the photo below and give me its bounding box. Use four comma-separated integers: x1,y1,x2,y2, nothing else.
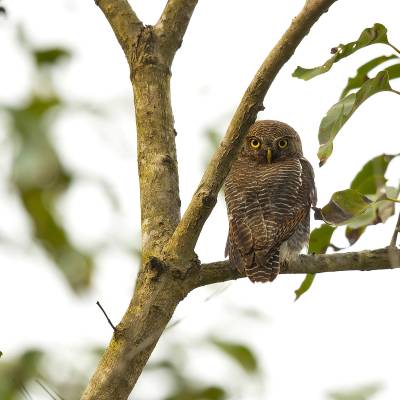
244,248,280,283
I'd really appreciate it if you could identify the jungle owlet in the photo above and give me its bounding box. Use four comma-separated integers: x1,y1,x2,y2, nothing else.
224,120,317,283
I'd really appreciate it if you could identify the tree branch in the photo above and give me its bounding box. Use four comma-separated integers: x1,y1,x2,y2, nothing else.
95,0,143,58
191,248,400,288
154,0,199,66
163,0,338,265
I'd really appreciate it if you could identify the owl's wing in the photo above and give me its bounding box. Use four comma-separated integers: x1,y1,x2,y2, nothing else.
257,158,316,256
225,158,315,282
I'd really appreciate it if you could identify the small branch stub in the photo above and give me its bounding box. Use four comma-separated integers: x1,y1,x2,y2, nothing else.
96,301,116,331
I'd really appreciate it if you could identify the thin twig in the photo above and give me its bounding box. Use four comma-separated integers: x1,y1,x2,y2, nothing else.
96,301,116,331
390,212,400,247
19,384,33,400
35,379,66,400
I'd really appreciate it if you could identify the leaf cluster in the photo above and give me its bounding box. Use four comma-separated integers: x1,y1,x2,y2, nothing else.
293,23,400,299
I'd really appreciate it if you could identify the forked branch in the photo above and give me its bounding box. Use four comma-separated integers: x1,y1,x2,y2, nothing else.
164,0,338,264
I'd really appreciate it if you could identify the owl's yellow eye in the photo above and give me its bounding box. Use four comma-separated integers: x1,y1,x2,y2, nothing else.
250,138,261,149
278,139,288,149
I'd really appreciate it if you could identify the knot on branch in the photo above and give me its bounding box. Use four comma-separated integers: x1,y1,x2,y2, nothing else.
148,256,168,280
198,191,217,209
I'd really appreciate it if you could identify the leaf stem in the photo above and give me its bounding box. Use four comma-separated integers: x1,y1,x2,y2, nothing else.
386,197,400,203
389,43,400,56
390,212,400,247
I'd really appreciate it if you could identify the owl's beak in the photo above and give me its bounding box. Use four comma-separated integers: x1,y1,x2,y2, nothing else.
266,147,272,164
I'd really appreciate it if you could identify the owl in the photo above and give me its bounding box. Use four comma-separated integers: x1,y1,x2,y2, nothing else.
224,120,317,283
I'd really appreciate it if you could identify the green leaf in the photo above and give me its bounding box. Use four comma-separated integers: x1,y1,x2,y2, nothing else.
196,387,226,400
328,383,382,400
346,188,399,230
308,223,336,254
166,386,226,400
294,224,335,301
340,55,398,98
317,189,373,226
211,339,258,374
317,188,399,227
293,23,394,81
350,154,397,194
342,155,399,244
318,71,396,165
294,273,315,301
345,226,367,245
384,62,400,80
34,48,71,66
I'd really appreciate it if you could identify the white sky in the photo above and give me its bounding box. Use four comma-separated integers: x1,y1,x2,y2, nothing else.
1,0,400,399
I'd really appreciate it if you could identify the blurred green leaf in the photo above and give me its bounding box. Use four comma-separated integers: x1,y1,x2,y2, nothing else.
206,129,221,149
211,339,258,374
293,23,395,80
0,349,43,400
350,154,397,194
6,94,93,291
19,188,93,290
327,383,382,400
34,48,71,66
203,129,222,168
340,55,398,98
166,386,226,400
318,71,397,165
7,95,93,291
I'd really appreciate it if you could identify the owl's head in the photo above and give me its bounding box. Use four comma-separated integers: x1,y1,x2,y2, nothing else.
241,120,303,164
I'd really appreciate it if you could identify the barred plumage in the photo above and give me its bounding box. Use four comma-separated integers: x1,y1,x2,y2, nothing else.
224,120,317,283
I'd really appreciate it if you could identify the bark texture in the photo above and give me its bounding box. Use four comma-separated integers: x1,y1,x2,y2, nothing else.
77,1,400,400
